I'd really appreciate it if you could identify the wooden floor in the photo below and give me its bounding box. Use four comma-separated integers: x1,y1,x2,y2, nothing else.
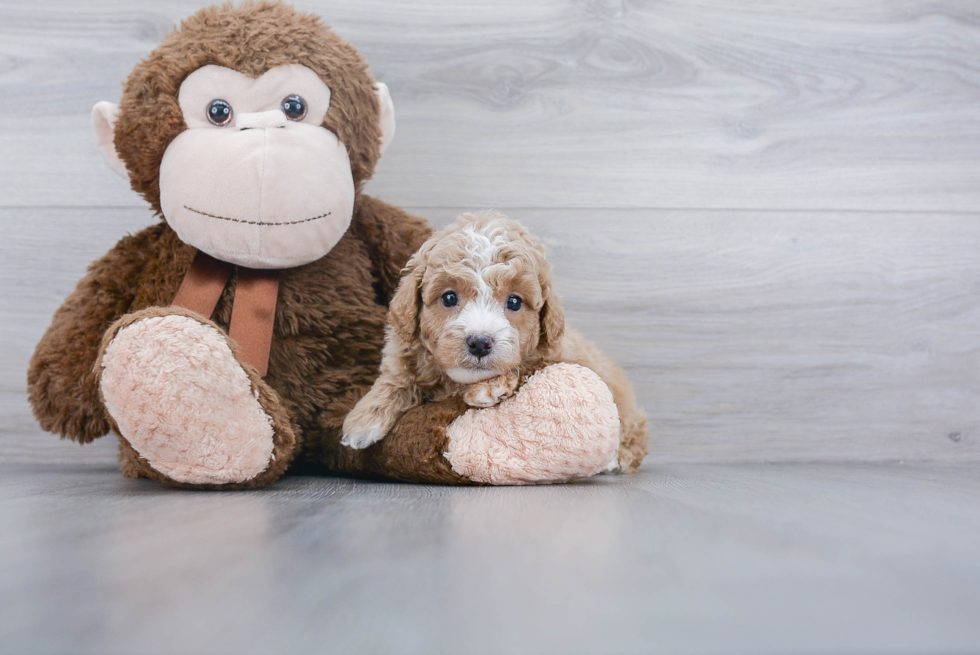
2,1,980,653
1,461,978,655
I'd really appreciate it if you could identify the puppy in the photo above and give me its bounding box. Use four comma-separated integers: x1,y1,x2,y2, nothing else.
341,212,649,472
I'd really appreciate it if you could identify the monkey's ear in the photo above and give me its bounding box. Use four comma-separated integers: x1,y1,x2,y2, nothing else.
375,83,396,156
91,101,128,179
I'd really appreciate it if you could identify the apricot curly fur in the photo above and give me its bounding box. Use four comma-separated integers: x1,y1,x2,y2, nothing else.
354,212,650,472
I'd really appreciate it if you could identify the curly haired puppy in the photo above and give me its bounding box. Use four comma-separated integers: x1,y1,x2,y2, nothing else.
342,212,649,472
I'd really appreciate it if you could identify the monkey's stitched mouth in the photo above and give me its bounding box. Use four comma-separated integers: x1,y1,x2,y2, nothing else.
183,205,332,226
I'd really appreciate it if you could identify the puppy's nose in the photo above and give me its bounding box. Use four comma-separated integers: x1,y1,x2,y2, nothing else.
466,335,494,358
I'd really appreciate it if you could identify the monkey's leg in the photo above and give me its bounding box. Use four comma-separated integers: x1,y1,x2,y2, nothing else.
97,307,297,490
310,392,476,484
442,363,621,484
316,363,620,485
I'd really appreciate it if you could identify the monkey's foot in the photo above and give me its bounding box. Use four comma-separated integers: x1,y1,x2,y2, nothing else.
444,363,620,485
97,307,296,489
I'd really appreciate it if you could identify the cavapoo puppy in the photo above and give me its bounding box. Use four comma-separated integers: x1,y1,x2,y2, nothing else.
341,212,648,472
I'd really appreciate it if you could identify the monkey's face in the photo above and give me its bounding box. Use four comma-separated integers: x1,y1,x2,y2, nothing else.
156,64,353,269
92,3,397,269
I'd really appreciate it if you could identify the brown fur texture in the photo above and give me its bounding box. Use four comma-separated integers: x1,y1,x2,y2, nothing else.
28,191,451,486
27,3,468,488
28,2,645,486
364,399,479,485
114,1,384,214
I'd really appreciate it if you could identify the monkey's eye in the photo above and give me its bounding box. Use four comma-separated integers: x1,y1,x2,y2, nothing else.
506,295,523,312
206,99,233,126
440,291,459,308
281,95,307,121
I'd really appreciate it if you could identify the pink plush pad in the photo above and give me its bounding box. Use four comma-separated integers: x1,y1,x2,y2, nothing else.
444,363,620,485
99,315,275,485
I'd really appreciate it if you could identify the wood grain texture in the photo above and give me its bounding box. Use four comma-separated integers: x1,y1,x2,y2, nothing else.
3,1,980,463
4,7,980,651
4,206,979,464
1,462,978,654
0,0,979,210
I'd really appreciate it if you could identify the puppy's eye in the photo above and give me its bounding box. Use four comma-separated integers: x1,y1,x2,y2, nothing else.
506,295,523,312
207,99,233,126
441,291,459,308
281,95,307,121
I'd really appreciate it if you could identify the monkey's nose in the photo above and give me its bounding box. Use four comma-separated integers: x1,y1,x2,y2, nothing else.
236,110,288,130
466,335,494,358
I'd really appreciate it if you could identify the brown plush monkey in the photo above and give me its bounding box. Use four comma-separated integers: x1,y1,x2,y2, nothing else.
27,1,631,489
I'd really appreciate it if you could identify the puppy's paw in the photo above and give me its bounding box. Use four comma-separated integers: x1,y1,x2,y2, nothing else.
463,371,519,408
463,384,503,408
341,413,389,450
341,423,386,450
601,456,622,474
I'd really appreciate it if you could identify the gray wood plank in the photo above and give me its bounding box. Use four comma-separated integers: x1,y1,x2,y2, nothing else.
4,206,979,464
1,1,979,210
1,462,978,654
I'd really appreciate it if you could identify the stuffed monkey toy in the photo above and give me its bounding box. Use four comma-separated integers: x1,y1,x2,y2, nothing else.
27,1,639,489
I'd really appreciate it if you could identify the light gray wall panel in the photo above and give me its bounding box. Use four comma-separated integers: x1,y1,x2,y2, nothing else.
5,207,978,464
0,1,978,210
3,0,980,464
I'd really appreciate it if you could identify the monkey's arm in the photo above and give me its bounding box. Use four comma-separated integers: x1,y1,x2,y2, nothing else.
27,227,165,443
350,194,432,304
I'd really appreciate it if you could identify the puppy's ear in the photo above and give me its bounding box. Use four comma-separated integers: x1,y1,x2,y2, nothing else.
388,249,427,344
523,235,565,357
538,277,565,357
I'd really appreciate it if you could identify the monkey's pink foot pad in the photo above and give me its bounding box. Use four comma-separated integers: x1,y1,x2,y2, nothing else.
99,314,275,485
444,363,621,485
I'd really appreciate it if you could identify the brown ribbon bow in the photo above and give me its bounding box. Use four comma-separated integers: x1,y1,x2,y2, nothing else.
171,251,280,377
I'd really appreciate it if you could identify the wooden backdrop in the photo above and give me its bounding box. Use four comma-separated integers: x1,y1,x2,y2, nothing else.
2,0,979,464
